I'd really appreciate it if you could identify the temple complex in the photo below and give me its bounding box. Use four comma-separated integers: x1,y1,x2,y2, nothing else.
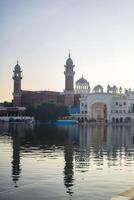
11,53,134,123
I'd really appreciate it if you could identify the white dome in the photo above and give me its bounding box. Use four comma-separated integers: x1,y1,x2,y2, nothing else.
76,76,89,84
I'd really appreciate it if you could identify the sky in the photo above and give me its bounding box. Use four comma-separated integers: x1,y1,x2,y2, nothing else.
0,0,134,102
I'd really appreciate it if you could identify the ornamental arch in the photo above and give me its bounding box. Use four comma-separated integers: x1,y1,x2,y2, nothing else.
91,102,107,121
88,94,112,122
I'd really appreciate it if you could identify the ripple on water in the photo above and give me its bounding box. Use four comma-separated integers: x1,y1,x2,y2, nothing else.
0,124,134,200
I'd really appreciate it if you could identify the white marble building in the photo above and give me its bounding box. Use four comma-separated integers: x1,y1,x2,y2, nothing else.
72,76,134,123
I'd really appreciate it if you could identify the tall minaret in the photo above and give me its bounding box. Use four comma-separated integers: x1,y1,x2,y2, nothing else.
64,51,75,106
12,59,22,107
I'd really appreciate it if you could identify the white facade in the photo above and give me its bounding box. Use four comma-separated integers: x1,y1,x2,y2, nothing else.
0,107,34,123
73,80,134,123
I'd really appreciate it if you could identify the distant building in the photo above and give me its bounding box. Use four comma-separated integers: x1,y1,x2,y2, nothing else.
72,83,134,123
12,59,22,107
21,90,65,107
12,53,76,107
12,53,134,123
64,51,75,106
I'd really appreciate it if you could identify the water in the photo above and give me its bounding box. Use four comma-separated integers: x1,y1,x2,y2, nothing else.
0,123,134,200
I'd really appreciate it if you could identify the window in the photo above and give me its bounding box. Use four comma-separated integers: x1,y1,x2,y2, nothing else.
116,102,118,106
85,111,87,113
124,102,126,106
116,110,118,113
81,103,84,107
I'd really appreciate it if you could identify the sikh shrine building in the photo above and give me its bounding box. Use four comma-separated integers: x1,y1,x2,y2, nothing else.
12,52,78,108
12,53,134,123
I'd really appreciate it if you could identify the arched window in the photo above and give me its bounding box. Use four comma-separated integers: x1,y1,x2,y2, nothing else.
116,118,119,123
120,117,123,123
112,118,115,123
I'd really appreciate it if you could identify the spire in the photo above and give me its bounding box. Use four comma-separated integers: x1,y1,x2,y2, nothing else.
82,74,83,78
14,58,21,71
17,57,19,65
65,50,73,65
69,50,71,58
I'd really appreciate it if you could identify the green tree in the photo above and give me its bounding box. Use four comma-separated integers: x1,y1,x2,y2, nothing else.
25,105,36,117
26,102,69,122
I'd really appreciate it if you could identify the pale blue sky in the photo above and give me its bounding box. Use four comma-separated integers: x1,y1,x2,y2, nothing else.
0,0,134,101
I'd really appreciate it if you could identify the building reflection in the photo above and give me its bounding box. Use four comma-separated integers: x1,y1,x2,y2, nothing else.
11,125,21,187
64,144,74,198
0,122,9,133
73,125,134,169
0,122,134,193
9,123,33,187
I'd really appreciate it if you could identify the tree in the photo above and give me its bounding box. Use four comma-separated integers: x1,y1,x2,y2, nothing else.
25,105,36,117
26,102,69,122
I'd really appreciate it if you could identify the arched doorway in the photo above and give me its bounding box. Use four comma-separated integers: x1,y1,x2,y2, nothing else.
112,117,115,123
116,118,119,123
120,117,123,123
91,102,107,122
124,117,131,123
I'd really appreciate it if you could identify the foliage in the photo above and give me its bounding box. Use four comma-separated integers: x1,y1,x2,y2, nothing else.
26,102,69,122
3,101,12,107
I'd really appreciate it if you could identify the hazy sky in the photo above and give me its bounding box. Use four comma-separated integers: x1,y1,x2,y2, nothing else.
0,0,134,101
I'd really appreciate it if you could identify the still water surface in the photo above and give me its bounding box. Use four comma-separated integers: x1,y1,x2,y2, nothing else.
0,123,134,200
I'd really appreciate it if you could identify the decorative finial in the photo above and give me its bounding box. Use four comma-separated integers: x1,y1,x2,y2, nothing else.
119,86,122,94
17,57,19,65
82,74,83,78
69,50,71,58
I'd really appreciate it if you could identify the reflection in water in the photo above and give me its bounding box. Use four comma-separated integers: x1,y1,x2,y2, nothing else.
64,144,74,197
76,125,134,169
0,123,134,198
11,125,21,187
6,123,33,188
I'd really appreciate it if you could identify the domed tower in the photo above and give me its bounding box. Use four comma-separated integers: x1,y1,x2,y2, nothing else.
75,75,90,94
12,59,22,107
64,51,75,106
